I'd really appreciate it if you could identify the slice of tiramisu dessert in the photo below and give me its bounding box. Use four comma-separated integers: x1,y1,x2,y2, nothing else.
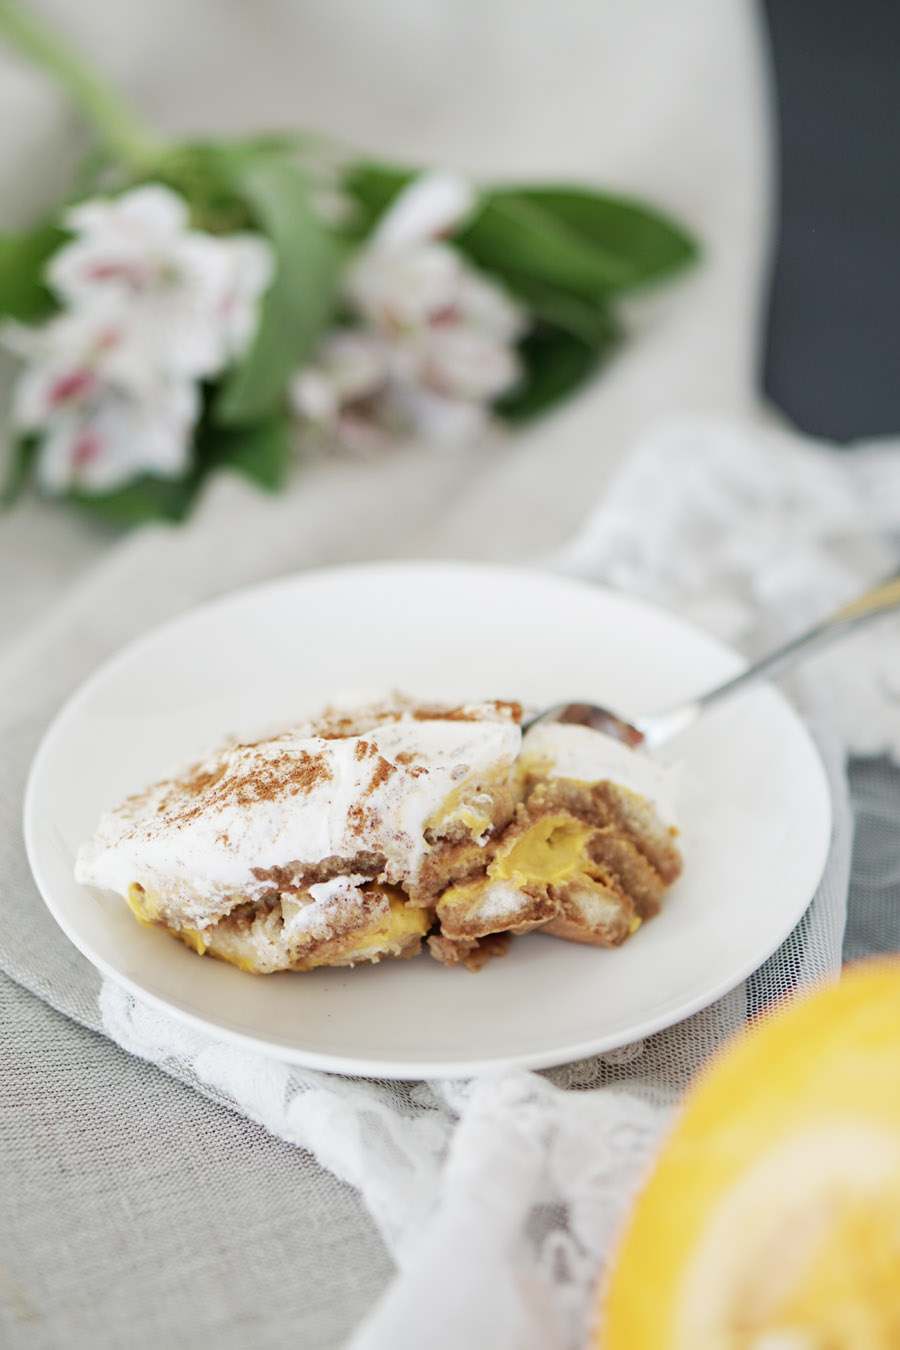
75,696,681,973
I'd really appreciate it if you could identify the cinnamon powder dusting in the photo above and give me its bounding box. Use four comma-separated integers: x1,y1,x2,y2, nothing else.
365,754,398,794
346,801,370,837
143,698,515,835
227,750,333,806
181,763,228,797
168,748,333,825
411,700,523,724
396,751,428,778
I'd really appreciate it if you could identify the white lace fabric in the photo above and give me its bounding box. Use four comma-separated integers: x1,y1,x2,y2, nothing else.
91,413,880,1349
560,416,900,758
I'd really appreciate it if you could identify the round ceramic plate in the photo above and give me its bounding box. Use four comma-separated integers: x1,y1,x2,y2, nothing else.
25,562,832,1079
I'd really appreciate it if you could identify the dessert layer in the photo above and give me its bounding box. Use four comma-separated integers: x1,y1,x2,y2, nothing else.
76,698,522,925
76,697,682,975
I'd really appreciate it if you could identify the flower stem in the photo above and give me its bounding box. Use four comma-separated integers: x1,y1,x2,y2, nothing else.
0,1,164,169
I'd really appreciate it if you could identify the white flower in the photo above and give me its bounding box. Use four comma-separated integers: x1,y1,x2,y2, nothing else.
2,184,278,498
290,329,388,419
63,181,190,244
3,306,197,495
48,183,273,379
385,386,490,448
348,241,463,333
289,330,391,455
394,275,523,402
215,234,274,365
369,170,476,252
419,327,520,401
294,170,527,453
453,270,525,347
35,381,198,495
347,170,523,342
5,307,154,428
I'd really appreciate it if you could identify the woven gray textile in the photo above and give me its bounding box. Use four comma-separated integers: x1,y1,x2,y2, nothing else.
1,973,393,1350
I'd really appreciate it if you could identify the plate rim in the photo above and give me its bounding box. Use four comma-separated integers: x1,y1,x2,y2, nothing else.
23,559,834,1079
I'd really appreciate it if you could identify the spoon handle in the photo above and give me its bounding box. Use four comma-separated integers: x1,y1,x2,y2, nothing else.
642,570,900,747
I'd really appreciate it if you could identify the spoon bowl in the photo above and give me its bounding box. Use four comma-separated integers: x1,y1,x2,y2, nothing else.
525,571,900,750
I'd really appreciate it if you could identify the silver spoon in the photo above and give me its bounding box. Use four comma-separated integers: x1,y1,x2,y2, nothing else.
526,571,900,750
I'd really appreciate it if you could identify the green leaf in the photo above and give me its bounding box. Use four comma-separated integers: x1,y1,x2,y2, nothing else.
0,223,65,320
458,189,697,300
500,272,619,347
458,195,634,298
498,324,617,423
341,163,417,238
0,435,38,507
196,411,292,491
216,157,340,426
67,474,197,526
513,188,698,287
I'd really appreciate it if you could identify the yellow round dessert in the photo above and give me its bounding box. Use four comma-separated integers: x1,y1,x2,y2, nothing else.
597,960,900,1350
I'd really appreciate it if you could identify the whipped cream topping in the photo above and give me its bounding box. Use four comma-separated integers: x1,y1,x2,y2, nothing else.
75,699,679,923
519,721,678,827
75,702,522,920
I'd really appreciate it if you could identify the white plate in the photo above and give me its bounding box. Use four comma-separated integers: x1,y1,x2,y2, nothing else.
24,562,832,1079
